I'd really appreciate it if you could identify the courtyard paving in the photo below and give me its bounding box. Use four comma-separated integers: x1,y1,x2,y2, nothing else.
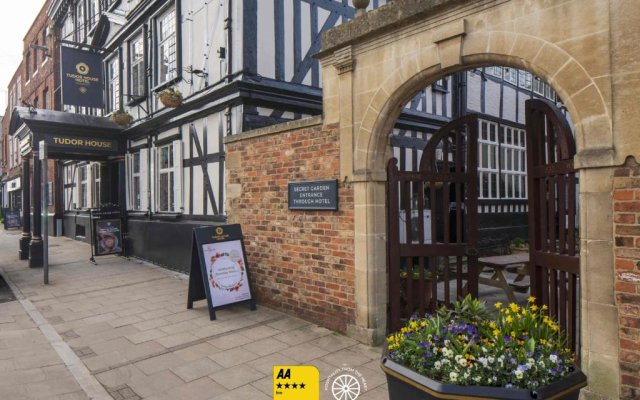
0,229,388,400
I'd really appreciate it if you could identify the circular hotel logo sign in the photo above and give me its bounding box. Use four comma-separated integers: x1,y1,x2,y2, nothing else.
76,62,90,75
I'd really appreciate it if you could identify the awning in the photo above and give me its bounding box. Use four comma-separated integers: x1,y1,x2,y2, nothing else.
9,107,126,160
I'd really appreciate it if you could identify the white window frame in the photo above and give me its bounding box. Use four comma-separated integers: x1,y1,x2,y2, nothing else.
78,164,88,209
156,7,177,85
533,76,545,96
107,56,120,112
126,149,148,211
154,140,182,213
91,163,101,208
478,119,500,199
130,34,145,98
503,67,518,85
518,71,532,90
501,127,527,200
486,66,502,78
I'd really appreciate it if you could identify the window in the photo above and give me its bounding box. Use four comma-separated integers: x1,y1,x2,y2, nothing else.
25,51,31,79
501,127,527,199
92,164,101,208
156,8,177,84
503,67,518,85
518,71,532,90
486,66,502,78
533,76,545,96
42,29,48,63
79,165,88,208
33,41,38,71
107,57,120,112
62,14,74,40
76,1,85,41
88,0,100,29
43,88,49,109
130,35,145,97
155,141,182,212
127,150,148,210
478,120,500,199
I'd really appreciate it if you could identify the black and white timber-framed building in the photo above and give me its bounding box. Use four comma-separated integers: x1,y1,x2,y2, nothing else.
5,0,568,271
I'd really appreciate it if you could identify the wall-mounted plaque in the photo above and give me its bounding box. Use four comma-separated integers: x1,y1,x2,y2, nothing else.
288,180,338,210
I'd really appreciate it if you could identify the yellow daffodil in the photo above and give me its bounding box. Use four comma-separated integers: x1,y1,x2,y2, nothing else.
527,296,536,303
494,302,502,309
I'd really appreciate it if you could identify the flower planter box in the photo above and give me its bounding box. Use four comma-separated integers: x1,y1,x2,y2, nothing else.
381,350,587,400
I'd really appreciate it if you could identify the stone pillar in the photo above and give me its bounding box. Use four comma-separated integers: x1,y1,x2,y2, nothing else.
29,153,43,268
18,155,31,259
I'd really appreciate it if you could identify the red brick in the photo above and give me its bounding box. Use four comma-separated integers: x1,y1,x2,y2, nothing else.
616,282,638,293
617,236,636,247
615,202,640,212
621,338,640,352
616,259,637,270
226,124,354,332
615,190,636,201
615,213,637,224
620,317,640,329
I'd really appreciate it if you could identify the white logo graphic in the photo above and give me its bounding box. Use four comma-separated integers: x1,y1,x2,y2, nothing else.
325,367,368,400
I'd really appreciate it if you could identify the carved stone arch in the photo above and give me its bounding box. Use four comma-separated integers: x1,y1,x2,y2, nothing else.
355,31,613,178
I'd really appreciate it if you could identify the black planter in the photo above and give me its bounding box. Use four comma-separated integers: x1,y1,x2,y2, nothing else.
381,351,587,400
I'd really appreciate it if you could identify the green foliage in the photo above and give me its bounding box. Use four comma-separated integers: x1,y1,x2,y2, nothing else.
387,297,575,390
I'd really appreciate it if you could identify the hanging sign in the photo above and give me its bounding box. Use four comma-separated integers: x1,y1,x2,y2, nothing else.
61,46,104,108
187,224,256,320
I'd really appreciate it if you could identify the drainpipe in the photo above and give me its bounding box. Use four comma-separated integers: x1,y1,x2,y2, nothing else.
226,0,232,83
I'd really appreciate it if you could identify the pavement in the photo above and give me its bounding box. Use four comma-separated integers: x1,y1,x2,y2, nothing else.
0,229,388,400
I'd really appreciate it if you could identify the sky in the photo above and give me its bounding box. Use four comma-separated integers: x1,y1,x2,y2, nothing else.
0,1,47,114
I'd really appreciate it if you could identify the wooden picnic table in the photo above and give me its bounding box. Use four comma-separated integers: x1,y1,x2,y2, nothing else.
477,253,530,303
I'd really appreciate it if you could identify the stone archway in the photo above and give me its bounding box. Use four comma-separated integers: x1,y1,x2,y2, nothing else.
318,1,626,398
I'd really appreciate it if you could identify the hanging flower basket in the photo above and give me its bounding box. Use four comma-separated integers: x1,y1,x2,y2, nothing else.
111,110,133,126
157,87,183,108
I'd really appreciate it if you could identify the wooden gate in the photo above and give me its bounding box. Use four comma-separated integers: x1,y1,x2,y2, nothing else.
525,99,580,352
387,115,479,333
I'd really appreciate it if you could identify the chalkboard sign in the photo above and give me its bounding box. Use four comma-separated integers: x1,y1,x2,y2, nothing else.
288,180,338,210
4,209,21,229
187,224,256,320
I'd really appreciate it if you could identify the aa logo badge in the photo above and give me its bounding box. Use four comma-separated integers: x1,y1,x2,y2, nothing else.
273,365,319,400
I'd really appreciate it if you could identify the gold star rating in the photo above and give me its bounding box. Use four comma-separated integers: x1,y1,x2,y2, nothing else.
273,366,319,400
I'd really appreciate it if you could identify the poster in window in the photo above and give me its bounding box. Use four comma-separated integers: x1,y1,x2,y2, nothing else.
201,240,252,307
94,219,122,255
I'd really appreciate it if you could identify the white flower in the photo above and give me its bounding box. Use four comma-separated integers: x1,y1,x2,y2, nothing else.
515,370,524,380
487,356,495,364
527,358,535,367
434,361,442,369
549,354,559,363
463,372,469,379
449,372,458,382
457,358,467,367
474,376,482,382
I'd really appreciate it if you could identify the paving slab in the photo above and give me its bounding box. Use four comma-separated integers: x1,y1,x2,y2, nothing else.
0,229,389,399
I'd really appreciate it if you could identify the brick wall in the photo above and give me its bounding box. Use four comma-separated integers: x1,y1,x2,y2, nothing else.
613,160,640,400
225,120,355,332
